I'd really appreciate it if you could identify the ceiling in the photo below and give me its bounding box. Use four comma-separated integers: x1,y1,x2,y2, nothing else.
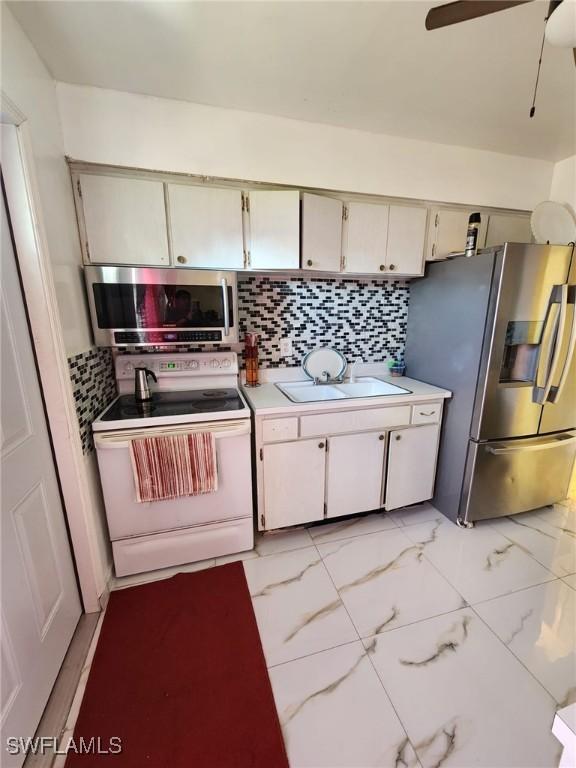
8,0,576,162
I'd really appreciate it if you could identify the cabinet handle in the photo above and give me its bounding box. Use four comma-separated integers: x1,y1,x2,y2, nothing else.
379,264,386,271
389,264,395,271
379,434,385,441
419,410,436,416
307,259,313,267
177,255,187,264
395,434,402,441
318,442,325,449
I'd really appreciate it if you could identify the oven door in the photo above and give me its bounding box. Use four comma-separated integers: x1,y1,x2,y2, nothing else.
85,266,238,346
94,420,252,540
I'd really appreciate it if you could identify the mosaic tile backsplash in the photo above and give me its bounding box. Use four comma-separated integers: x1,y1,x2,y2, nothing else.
69,275,410,448
237,274,410,368
68,347,117,454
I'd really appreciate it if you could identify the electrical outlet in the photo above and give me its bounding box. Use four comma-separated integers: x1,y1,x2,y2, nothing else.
280,338,293,357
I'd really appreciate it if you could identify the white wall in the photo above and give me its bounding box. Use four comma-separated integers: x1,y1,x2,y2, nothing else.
56,83,553,212
549,155,576,213
2,7,111,607
2,11,92,356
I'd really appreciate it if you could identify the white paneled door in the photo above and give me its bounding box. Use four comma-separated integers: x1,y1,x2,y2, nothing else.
1,195,81,767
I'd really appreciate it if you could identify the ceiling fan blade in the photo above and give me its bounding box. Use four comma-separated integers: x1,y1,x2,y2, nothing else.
425,0,534,31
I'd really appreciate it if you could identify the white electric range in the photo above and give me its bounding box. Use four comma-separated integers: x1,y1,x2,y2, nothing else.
93,352,253,577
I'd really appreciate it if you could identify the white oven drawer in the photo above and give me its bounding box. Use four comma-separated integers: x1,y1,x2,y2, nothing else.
112,518,254,577
411,402,441,424
95,423,253,540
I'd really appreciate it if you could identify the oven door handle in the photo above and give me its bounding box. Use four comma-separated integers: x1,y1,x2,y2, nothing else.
221,278,230,338
94,420,251,448
485,434,576,455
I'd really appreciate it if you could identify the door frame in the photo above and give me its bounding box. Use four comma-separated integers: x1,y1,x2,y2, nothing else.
1,92,104,613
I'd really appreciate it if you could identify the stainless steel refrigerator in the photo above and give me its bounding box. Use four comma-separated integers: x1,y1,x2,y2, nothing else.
405,243,576,527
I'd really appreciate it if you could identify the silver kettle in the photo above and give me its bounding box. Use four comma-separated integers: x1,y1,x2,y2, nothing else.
134,367,157,402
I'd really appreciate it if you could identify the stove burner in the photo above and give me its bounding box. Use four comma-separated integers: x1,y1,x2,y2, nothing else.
122,403,157,417
202,390,229,398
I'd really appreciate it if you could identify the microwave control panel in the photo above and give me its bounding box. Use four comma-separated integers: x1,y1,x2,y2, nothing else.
115,352,238,380
114,330,223,345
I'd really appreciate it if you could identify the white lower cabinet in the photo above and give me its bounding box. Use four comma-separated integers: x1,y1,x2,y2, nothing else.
257,405,443,530
326,432,386,518
262,439,327,529
385,424,439,510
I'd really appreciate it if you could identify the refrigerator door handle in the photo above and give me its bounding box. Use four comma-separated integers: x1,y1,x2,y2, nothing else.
535,284,568,404
547,285,576,404
485,434,576,455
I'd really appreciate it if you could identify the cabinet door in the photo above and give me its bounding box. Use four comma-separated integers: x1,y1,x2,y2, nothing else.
248,190,300,270
326,432,386,518
385,425,439,510
301,193,343,272
263,439,326,528
386,205,427,276
484,213,532,247
78,174,169,266
167,184,244,268
343,201,389,273
428,208,487,261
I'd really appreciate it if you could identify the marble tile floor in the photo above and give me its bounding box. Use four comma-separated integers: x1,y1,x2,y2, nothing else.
80,502,575,767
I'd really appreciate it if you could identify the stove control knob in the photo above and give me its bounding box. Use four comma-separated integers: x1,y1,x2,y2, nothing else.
221,359,231,368
211,359,220,368
190,360,200,370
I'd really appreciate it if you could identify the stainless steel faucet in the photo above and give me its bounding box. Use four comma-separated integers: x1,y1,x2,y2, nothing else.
313,370,344,386
349,357,364,383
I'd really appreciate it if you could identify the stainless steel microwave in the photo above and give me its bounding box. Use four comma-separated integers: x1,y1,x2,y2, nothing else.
84,266,239,347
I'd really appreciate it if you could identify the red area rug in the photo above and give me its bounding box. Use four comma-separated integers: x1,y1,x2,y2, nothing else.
65,563,288,767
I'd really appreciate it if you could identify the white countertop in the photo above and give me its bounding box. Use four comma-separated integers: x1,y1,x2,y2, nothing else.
242,370,451,416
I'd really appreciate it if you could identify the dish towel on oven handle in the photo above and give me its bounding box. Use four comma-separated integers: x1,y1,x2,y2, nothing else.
129,432,218,503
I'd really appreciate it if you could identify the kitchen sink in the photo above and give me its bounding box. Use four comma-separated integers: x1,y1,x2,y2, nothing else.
276,377,411,403
275,381,347,403
336,378,411,397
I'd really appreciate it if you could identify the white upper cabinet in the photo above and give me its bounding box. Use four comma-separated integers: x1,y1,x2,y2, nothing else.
167,184,244,269
78,174,169,266
247,190,300,270
301,193,343,272
427,208,488,261
386,205,427,276
343,202,426,276
484,213,532,247
343,201,389,274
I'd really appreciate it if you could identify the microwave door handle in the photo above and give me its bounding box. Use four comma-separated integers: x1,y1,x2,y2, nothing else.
221,278,230,338
536,284,568,404
548,286,576,404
